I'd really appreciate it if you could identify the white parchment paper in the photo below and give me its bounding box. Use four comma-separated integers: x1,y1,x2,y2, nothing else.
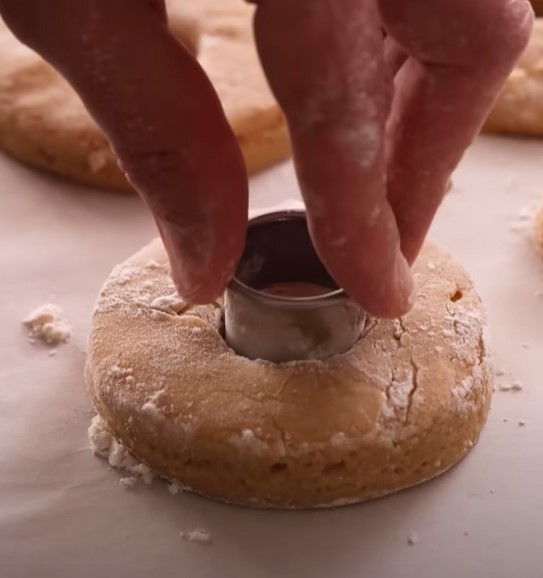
1,136,543,578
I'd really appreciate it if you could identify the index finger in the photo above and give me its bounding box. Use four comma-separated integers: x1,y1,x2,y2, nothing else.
0,0,248,303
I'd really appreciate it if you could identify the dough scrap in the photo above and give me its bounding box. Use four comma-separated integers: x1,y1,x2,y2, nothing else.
85,239,492,509
0,0,290,190
484,19,543,136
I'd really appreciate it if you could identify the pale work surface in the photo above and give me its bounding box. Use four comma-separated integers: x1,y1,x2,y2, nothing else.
1,136,543,578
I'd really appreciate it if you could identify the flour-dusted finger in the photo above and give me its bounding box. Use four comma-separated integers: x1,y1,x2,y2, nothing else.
254,0,413,318
380,0,533,263
0,0,248,303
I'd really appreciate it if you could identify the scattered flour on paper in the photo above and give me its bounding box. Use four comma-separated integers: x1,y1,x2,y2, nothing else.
23,304,71,345
168,483,182,496
119,476,138,490
88,415,184,498
179,528,212,544
88,415,155,485
498,380,523,392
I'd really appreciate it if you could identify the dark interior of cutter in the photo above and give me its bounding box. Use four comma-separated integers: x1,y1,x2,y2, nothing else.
235,214,339,296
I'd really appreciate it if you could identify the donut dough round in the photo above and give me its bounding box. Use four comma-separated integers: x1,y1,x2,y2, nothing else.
86,240,492,509
484,19,543,137
0,1,290,190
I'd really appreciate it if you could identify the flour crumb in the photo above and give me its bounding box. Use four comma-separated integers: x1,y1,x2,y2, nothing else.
180,528,212,544
167,483,181,496
23,304,71,345
407,532,419,546
499,381,523,392
495,367,505,377
48,349,57,357
141,401,162,418
119,476,138,490
88,415,156,484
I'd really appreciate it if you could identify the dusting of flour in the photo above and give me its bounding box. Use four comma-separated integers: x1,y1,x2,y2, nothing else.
23,304,71,345
179,528,212,544
88,415,155,485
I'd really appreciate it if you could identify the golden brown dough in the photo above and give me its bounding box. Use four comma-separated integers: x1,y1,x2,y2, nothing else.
484,19,543,137
86,240,492,509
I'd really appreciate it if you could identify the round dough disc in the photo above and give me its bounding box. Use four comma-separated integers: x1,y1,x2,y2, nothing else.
0,0,290,190
484,19,543,137
86,240,492,509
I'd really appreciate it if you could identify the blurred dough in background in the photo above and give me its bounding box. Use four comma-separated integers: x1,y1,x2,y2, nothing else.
484,16,543,137
0,0,290,192
530,0,543,16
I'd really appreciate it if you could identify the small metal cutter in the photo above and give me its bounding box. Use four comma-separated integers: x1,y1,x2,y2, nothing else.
224,210,366,363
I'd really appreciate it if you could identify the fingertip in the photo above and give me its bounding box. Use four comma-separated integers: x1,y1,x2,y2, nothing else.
171,270,225,305
157,219,240,306
169,254,234,305
337,248,415,320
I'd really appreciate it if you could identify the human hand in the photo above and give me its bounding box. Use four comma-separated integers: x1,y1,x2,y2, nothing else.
0,0,533,318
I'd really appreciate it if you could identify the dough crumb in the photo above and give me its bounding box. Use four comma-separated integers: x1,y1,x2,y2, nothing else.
494,368,505,377
518,420,527,427
407,532,419,546
23,304,71,345
119,476,138,490
88,415,155,484
180,528,212,544
48,349,57,357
